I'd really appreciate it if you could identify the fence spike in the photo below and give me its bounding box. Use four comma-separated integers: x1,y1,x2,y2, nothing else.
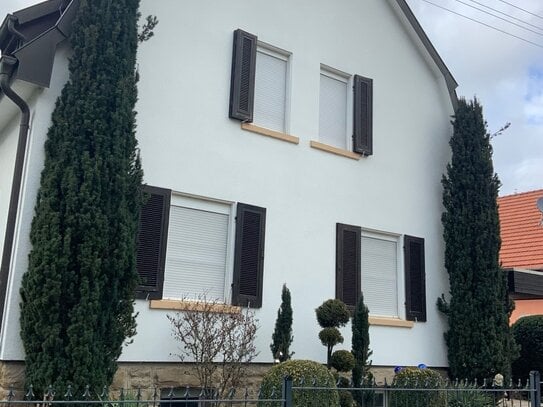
136,387,141,401
119,387,125,400
509,378,513,388
336,377,341,386
270,388,276,399
82,385,91,400
299,377,305,386
311,377,317,386
45,384,55,400
167,386,174,399
383,377,387,387
474,378,478,387
228,388,236,399
64,384,73,400
25,385,34,401
244,387,249,400
198,387,206,398
7,385,14,401
454,378,458,388
483,378,487,387
517,378,522,388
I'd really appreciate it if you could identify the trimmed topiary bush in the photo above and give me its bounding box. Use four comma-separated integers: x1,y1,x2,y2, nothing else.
259,360,339,407
389,367,446,407
331,350,355,373
512,315,543,381
316,299,350,328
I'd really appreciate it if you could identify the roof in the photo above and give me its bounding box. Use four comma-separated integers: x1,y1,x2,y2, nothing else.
498,189,543,270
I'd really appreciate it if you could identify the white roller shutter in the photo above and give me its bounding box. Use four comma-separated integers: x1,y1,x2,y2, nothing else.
361,236,398,317
253,49,287,132
319,72,348,149
163,205,228,301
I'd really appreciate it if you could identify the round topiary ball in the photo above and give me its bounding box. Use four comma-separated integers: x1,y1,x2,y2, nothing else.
316,299,350,328
512,315,543,381
258,360,340,407
319,327,344,347
331,350,356,372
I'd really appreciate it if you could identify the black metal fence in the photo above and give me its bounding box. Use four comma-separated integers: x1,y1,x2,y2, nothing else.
0,371,540,407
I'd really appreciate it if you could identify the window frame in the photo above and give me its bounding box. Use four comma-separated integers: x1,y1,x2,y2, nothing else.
319,64,353,151
253,41,292,134
360,229,403,319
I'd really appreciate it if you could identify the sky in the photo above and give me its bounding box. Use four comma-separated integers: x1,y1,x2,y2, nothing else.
1,0,542,196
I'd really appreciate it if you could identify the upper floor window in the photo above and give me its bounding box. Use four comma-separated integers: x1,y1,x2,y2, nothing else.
254,44,289,132
229,29,290,133
319,66,351,150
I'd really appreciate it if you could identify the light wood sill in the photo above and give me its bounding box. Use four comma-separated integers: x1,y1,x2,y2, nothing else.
369,317,414,328
241,123,299,144
150,299,241,314
310,140,361,160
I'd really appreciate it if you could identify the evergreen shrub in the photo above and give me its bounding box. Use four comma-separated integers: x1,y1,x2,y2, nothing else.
389,367,445,407
512,315,543,380
259,360,339,407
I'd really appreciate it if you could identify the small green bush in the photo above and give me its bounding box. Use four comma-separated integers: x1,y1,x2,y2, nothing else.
316,299,350,328
259,360,339,407
331,350,355,372
447,385,493,407
512,315,543,381
389,367,445,407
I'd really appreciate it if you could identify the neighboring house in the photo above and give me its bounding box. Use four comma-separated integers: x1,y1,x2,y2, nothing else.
498,189,543,324
0,0,457,389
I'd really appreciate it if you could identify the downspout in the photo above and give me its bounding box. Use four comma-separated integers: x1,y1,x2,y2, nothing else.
0,55,30,326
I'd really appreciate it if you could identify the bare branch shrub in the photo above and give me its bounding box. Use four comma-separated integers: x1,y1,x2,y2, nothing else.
167,296,259,399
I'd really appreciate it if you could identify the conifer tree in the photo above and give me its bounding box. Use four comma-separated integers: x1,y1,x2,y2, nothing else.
270,284,293,362
439,98,515,381
351,293,372,389
19,0,143,393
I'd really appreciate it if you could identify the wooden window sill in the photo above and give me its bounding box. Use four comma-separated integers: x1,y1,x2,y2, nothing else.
149,299,241,314
310,140,361,160
241,123,299,144
369,317,414,328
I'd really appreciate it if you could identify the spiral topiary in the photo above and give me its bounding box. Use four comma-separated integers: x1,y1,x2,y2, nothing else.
258,360,340,407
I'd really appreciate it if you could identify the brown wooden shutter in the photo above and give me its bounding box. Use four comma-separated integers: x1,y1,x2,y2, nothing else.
229,29,257,122
353,74,373,155
232,203,266,308
336,223,361,309
404,235,426,322
135,185,170,300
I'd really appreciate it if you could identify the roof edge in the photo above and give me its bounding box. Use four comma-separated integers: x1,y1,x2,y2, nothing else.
394,0,459,108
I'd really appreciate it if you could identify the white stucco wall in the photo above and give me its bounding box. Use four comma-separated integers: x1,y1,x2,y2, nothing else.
122,0,454,367
0,0,454,368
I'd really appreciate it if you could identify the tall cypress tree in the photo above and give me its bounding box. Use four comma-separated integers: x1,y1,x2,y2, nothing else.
351,293,372,388
19,0,142,393
439,98,515,381
270,284,293,362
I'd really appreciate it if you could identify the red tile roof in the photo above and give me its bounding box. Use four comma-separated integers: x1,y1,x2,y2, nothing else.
498,189,543,270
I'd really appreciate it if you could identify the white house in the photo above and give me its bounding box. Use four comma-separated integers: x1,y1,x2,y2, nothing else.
0,0,457,390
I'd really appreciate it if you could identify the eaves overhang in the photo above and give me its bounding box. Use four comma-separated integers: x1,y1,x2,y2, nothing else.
0,0,78,89
393,0,459,109
507,268,543,300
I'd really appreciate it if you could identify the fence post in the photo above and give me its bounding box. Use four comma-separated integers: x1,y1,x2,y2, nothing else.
282,375,292,407
530,371,541,407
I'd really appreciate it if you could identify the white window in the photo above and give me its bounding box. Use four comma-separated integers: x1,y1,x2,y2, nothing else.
253,44,289,132
319,66,351,149
361,232,400,317
162,195,233,302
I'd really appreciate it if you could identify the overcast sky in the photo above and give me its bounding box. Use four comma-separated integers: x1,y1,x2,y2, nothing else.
1,0,542,196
